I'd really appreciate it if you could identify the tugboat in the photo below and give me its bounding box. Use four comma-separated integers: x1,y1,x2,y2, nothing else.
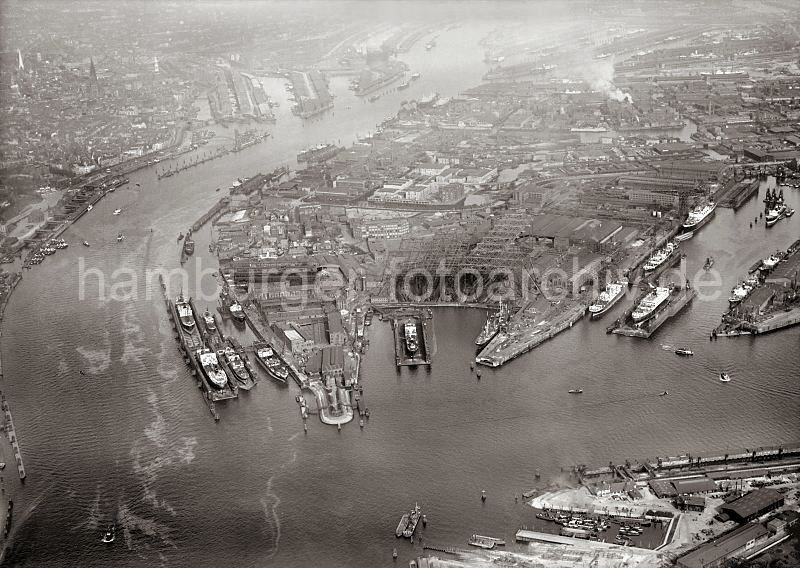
83,241,90,247
659,391,669,396
203,309,217,332
178,232,184,241
675,347,694,356
703,257,714,270
719,372,731,383
101,523,115,544
183,232,195,256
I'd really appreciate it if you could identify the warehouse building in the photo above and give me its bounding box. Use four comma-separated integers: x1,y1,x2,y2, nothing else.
720,488,784,524
676,523,770,568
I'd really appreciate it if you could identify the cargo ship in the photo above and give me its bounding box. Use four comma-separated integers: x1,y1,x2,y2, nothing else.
218,344,252,386
175,295,196,330
404,322,419,354
402,503,422,538
296,143,342,164
253,342,289,383
196,348,229,389
631,286,671,323
642,242,677,273
682,201,716,231
588,282,626,319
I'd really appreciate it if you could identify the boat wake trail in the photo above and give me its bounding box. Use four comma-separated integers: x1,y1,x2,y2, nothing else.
260,477,281,559
661,344,673,350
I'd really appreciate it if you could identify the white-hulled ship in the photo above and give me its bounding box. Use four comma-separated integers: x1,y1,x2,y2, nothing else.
175,295,196,330
404,322,419,354
643,242,677,272
765,205,786,227
196,348,228,389
631,286,671,323
588,282,626,318
682,201,717,231
761,254,781,271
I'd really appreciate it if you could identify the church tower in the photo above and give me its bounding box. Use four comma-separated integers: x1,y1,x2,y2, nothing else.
89,58,99,99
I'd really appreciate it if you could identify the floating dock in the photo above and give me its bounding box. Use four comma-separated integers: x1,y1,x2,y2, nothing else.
392,314,432,367
611,286,696,339
0,394,26,481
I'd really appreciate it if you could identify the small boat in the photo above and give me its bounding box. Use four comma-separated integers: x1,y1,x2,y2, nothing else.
786,207,795,217
568,388,583,394
481,490,486,502
674,231,694,242
703,257,714,270
101,523,115,544
203,310,217,332
719,372,731,383
116,233,125,242
178,233,184,241
659,391,669,396
675,348,693,356
392,548,397,559
112,209,122,215
87,204,93,211
83,241,90,247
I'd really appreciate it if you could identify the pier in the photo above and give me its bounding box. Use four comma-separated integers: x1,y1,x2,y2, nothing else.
611,285,695,339
0,394,26,481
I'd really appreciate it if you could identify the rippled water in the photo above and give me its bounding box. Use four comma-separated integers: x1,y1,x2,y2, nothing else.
2,21,799,568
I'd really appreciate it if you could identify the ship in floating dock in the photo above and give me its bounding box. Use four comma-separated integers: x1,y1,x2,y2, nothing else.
218,343,254,388
631,286,671,323
404,322,419,354
175,295,196,330
196,348,229,389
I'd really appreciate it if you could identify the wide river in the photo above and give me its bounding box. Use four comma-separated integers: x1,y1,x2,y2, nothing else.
2,21,799,568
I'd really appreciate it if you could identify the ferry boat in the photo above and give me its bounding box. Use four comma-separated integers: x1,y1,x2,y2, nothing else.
588,282,626,319
643,242,677,272
175,295,196,330
404,322,419,354
183,236,195,256
395,512,410,537
196,348,228,389
682,201,717,231
203,309,217,332
101,523,115,544
296,143,341,164
631,286,671,323
254,343,289,383
675,347,694,356
403,503,422,538
229,301,246,323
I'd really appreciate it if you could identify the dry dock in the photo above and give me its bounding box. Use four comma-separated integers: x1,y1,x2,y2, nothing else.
611,285,696,338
